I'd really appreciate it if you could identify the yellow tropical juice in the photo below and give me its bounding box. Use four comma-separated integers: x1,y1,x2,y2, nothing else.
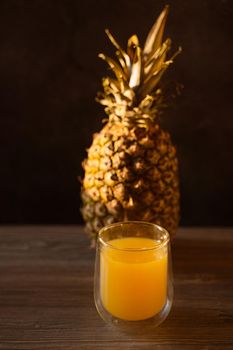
100,237,168,321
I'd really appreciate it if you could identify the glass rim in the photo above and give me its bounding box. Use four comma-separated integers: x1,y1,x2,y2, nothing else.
98,221,170,252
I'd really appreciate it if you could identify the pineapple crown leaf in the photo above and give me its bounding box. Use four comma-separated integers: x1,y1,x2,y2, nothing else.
143,5,170,58
105,29,131,74
98,5,181,118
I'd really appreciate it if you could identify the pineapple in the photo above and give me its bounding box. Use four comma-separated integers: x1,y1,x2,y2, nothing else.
81,6,181,244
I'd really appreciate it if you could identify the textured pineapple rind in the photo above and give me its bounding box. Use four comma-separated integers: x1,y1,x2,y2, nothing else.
81,121,180,241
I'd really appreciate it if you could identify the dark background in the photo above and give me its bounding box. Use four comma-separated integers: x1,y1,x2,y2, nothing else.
0,0,232,226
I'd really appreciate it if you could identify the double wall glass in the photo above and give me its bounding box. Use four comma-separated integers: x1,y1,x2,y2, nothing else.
94,221,173,329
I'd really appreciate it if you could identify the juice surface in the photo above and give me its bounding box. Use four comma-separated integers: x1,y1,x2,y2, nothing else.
100,237,167,321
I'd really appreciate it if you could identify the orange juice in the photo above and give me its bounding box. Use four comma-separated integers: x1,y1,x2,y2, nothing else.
100,237,167,321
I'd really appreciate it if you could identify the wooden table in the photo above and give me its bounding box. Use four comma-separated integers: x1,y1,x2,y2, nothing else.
0,226,232,349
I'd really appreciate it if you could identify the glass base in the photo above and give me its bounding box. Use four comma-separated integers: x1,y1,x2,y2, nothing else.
95,294,173,332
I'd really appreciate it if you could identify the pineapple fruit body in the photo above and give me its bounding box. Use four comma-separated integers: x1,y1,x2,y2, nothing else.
81,6,181,243
82,121,179,242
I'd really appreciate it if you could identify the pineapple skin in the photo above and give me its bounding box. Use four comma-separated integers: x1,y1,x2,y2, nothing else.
81,120,180,242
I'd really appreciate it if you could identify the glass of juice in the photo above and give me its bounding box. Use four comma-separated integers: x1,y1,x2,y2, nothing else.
94,221,173,329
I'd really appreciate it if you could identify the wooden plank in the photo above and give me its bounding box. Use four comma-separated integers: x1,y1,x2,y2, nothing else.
0,226,232,349
1,343,233,350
